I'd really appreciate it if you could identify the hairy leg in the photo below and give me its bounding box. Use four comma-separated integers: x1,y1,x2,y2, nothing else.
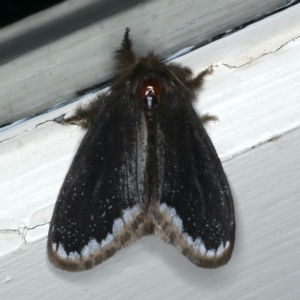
186,66,213,93
200,113,218,124
62,96,105,128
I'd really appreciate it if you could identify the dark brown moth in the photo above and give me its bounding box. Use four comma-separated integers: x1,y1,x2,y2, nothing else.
48,28,235,271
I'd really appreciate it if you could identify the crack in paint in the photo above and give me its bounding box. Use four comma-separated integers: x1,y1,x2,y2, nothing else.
215,35,300,69
0,222,49,245
0,120,54,144
221,125,300,163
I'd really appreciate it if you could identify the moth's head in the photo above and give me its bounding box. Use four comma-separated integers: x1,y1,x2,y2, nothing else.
112,29,197,115
132,52,171,114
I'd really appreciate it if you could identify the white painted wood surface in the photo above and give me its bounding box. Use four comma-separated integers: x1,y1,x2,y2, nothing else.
1,3,300,300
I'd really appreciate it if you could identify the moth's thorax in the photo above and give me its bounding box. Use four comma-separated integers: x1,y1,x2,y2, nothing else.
138,77,162,116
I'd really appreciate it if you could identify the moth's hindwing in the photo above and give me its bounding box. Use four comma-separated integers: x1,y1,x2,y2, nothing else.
152,99,235,268
48,94,147,271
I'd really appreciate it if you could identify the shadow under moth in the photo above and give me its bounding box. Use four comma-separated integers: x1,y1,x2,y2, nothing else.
48,28,235,272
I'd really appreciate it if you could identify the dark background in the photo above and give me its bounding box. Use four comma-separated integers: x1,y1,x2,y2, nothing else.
0,0,64,28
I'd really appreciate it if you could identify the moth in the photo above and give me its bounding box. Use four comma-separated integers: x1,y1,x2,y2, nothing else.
48,28,235,271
